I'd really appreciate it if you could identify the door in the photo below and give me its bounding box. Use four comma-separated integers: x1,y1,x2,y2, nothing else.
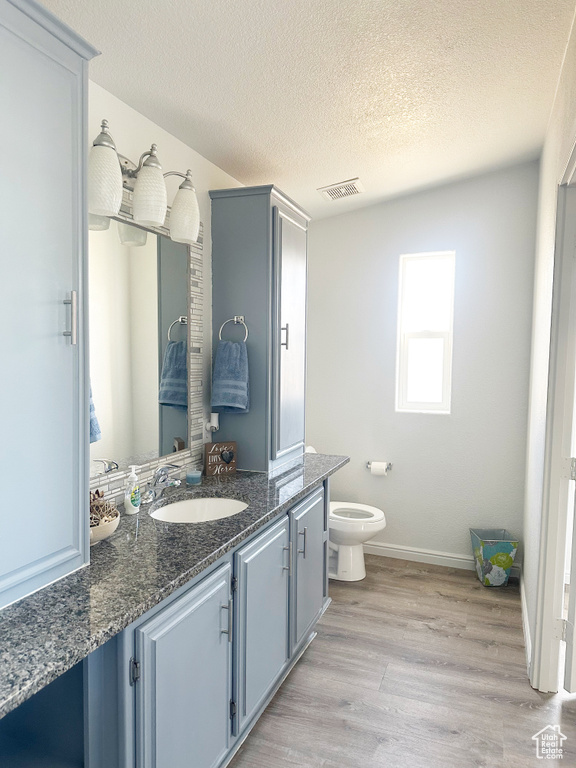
533,184,576,693
557,187,576,692
272,206,307,460
0,0,93,609
234,517,290,734
135,563,232,768
291,489,325,650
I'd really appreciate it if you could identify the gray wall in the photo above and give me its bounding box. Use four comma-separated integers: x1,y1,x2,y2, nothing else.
306,161,539,561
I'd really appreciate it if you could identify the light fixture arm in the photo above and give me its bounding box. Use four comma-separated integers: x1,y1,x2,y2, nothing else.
119,144,162,178
164,169,196,191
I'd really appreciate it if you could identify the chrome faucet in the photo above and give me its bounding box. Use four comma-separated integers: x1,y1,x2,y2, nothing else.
141,464,181,504
94,458,119,474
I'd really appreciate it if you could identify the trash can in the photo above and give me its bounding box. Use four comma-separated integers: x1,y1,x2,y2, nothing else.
470,528,519,587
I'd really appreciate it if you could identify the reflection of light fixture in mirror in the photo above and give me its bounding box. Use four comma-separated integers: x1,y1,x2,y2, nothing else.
131,144,167,227
118,221,147,247
165,170,200,244
88,213,110,231
88,120,123,216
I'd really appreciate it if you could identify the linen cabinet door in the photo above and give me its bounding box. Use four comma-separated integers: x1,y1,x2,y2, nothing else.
0,0,96,610
271,205,307,461
291,489,325,651
235,517,290,735
135,563,232,768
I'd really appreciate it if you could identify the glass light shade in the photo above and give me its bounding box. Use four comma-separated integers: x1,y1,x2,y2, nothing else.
118,221,147,247
88,145,123,216
169,186,200,244
132,166,167,227
88,213,110,231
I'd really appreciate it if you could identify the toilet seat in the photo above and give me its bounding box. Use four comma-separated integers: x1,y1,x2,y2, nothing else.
330,502,385,524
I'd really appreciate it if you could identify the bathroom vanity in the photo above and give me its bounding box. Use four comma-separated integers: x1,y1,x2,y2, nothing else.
0,453,348,767
0,3,345,767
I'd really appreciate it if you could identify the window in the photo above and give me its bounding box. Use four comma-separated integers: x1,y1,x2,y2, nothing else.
396,251,455,413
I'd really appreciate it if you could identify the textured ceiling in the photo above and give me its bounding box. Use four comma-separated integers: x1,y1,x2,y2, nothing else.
42,0,575,218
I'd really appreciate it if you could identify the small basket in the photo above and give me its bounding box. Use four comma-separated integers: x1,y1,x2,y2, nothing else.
90,490,120,545
470,528,518,587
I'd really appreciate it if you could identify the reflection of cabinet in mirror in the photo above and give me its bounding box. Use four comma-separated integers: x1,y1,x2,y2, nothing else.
89,220,189,475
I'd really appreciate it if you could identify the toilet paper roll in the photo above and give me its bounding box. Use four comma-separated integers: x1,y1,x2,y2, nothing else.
370,461,389,476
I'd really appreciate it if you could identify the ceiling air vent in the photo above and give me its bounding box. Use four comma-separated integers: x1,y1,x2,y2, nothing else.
317,178,365,201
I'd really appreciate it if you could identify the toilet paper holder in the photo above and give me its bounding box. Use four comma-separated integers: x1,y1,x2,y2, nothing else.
366,461,393,472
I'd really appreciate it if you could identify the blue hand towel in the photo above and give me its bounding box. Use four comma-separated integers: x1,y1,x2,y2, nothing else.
159,340,188,410
90,385,101,444
211,341,250,413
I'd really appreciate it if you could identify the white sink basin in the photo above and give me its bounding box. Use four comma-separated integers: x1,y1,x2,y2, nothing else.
150,497,248,523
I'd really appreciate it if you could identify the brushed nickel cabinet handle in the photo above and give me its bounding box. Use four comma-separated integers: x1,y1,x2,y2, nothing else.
282,542,292,573
63,291,77,345
281,323,289,349
298,527,307,558
220,599,233,642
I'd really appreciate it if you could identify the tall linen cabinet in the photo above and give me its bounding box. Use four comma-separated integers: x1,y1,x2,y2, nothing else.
0,0,98,609
210,185,310,473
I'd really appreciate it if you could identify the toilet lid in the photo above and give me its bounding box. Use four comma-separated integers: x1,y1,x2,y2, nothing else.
330,502,385,522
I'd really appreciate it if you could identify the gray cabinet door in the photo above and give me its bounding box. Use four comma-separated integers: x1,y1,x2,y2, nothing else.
272,206,307,460
292,489,325,650
235,516,290,734
0,0,95,609
135,563,232,768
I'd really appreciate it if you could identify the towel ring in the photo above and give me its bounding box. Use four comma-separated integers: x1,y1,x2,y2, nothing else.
168,315,188,342
219,315,248,342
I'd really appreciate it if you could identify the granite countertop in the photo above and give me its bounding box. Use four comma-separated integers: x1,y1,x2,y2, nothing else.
0,453,348,719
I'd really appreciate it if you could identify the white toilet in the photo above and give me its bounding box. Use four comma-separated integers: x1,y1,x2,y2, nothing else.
328,502,386,581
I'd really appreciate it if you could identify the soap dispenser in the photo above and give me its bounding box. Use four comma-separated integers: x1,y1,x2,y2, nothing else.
124,465,141,515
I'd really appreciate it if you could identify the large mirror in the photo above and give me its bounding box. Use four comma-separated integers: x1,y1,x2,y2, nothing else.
88,218,190,477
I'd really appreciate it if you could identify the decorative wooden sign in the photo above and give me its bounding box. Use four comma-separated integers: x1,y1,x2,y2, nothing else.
205,441,237,476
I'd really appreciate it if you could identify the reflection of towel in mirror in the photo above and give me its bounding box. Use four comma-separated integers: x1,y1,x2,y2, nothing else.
211,341,249,413
90,386,101,443
159,340,188,410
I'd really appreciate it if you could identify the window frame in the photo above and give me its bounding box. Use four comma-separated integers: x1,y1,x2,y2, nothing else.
395,251,455,414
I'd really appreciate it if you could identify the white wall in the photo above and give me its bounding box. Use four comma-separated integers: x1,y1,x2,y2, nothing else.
88,82,242,421
523,11,576,678
306,161,539,562
129,235,159,458
89,221,134,466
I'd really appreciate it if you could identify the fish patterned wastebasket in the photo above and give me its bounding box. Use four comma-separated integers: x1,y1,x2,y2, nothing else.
470,529,518,587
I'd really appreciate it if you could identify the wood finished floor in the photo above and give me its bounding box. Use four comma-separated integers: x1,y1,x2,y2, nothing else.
229,555,576,767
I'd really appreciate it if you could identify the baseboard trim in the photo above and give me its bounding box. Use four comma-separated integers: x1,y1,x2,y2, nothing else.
363,540,476,571
520,573,532,679
363,540,522,578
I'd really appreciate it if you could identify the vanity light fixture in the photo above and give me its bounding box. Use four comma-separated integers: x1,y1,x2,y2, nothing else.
89,119,201,242
88,120,123,217
165,170,200,244
129,144,168,227
88,213,110,231
118,221,147,247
